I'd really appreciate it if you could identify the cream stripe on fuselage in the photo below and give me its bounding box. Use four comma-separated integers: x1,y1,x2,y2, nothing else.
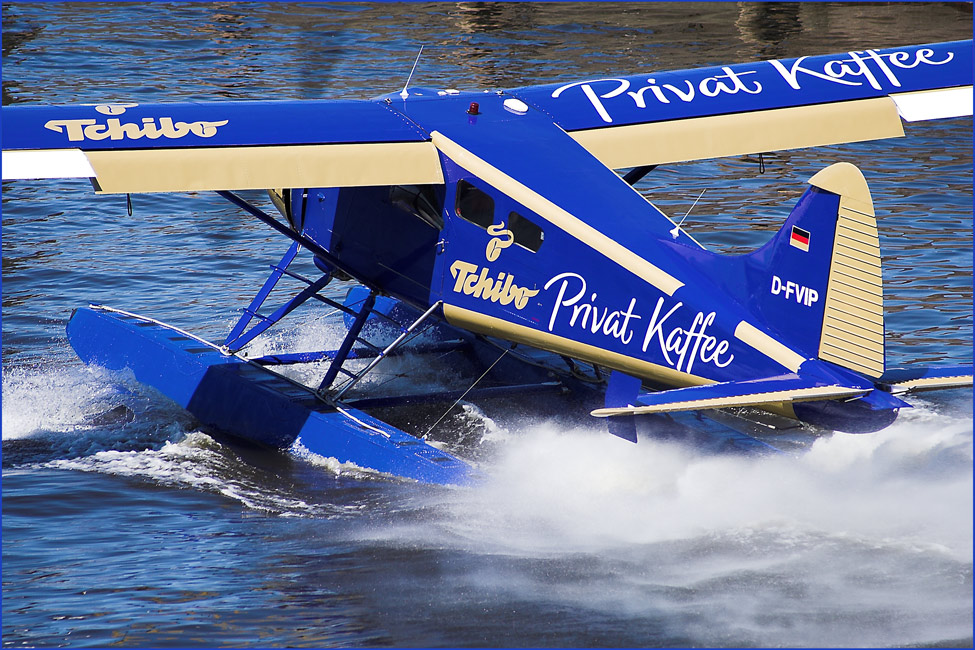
442,303,710,388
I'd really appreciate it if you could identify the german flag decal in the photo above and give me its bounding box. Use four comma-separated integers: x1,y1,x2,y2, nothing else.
790,225,810,252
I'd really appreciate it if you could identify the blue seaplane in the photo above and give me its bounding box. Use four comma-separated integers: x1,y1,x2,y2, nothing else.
4,41,973,485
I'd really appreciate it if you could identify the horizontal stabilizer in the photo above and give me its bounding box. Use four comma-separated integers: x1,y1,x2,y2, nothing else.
591,375,869,417
878,365,974,394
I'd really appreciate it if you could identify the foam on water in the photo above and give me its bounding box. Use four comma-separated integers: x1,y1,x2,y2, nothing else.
0,361,363,517
345,397,973,646
1,364,122,441
2,337,971,646
385,404,972,555
42,434,362,518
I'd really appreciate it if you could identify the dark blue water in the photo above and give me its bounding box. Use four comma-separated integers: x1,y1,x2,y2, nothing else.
3,3,972,647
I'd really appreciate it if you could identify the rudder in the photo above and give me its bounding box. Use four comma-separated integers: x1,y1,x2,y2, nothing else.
808,163,885,378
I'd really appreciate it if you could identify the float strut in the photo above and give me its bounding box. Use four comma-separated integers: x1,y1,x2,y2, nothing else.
319,292,377,393
332,300,443,401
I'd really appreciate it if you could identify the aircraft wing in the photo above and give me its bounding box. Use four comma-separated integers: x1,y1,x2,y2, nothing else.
591,374,870,417
3,41,970,192
1,99,444,193
505,40,973,169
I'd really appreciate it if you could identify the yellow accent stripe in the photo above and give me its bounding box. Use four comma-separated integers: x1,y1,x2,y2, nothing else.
591,385,869,417
837,207,878,227
834,244,882,271
835,225,879,250
825,309,885,337
442,303,709,388
430,131,684,296
834,239,881,262
733,321,807,373
568,97,904,169
831,280,884,307
833,262,883,288
836,220,879,242
86,142,445,194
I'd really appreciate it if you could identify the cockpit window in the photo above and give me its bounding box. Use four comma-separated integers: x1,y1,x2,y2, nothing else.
455,180,494,229
508,211,544,252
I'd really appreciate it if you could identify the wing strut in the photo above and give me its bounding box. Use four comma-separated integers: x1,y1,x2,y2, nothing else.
622,165,656,185
222,240,336,353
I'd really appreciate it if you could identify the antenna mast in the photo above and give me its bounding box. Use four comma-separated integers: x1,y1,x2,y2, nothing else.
670,189,706,239
399,46,424,99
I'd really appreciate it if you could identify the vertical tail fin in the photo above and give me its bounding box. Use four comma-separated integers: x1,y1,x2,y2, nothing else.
691,162,885,378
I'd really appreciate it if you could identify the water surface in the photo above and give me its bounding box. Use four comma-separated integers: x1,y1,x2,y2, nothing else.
3,3,972,647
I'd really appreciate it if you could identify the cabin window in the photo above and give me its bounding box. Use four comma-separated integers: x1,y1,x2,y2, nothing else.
455,180,495,229
508,211,544,252
389,184,444,230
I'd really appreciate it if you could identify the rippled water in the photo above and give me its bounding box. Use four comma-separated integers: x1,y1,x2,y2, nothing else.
3,3,972,648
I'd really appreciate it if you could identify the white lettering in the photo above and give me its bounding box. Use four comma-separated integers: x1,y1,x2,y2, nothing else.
544,273,642,346
769,47,955,91
769,274,820,307
544,275,734,373
551,78,630,123
769,56,862,89
552,47,956,123
700,67,763,97
640,297,733,372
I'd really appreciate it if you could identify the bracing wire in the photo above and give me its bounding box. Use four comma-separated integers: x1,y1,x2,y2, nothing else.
422,347,510,440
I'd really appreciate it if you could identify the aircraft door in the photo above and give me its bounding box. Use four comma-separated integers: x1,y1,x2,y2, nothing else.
440,177,546,322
